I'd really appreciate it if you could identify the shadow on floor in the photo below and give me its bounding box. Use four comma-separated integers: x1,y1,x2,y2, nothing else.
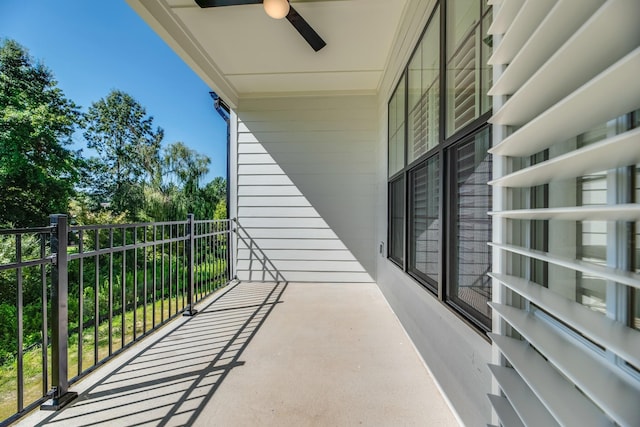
34,281,288,427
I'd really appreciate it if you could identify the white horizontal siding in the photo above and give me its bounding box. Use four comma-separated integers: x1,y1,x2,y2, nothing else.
237,228,337,239
236,238,347,251
237,119,375,134
238,175,294,186
238,130,376,145
238,153,276,164
237,217,329,228
238,186,303,196
238,196,312,207
237,249,357,261
237,259,365,272
238,162,375,176
284,159,376,175
234,95,377,283
238,270,374,283
238,164,286,175
239,151,376,166
237,143,267,154
238,207,319,217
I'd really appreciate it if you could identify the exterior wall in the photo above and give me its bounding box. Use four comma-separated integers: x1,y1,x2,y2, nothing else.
231,87,492,424
375,106,492,426
376,263,492,425
234,95,378,283
374,1,492,425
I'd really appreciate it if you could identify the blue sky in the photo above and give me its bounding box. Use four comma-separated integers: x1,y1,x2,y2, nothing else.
0,1,228,182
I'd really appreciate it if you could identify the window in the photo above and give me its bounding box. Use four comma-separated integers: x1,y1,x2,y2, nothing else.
409,155,440,292
448,128,492,328
445,0,491,136
408,5,439,163
387,1,493,332
389,177,404,265
634,164,640,330
388,75,406,177
388,74,406,264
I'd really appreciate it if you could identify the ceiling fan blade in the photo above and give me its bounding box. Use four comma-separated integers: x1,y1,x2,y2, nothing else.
286,5,326,52
195,0,261,7
196,0,327,52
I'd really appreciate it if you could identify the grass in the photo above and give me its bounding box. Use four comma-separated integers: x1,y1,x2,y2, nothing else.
0,278,227,423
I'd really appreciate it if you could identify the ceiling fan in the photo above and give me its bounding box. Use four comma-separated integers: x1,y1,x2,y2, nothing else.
195,0,327,52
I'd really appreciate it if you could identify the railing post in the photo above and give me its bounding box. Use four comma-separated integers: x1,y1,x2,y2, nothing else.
183,214,197,316
230,218,236,281
41,214,77,410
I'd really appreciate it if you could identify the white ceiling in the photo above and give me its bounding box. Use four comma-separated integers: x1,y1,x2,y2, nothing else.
128,0,408,105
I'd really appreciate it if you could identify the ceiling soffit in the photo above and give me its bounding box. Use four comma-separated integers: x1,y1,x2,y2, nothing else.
129,0,408,104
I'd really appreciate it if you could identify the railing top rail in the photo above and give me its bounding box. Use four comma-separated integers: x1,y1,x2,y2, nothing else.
0,226,55,236
68,234,194,260
71,220,190,231
194,219,230,224
194,230,230,239
0,218,232,234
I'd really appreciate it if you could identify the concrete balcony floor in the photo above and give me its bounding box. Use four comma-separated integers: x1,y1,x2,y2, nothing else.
18,282,458,426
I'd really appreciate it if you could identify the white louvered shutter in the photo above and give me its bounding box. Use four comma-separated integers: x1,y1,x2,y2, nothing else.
488,0,640,426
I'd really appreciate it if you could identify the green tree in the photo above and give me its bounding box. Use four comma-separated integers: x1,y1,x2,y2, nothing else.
141,141,214,221
83,90,163,218
162,141,211,217
0,39,83,227
162,141,210,194
205,176,226,203
141,183,186,222
194,177,226,219
213,198,227,220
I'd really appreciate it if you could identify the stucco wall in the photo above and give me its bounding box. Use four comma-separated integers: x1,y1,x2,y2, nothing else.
233,95,378,283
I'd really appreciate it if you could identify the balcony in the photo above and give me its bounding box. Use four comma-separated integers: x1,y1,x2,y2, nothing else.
15,281,456,426
2,217,457,426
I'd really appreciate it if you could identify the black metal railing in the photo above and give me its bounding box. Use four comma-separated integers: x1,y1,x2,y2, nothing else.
0,215,234,425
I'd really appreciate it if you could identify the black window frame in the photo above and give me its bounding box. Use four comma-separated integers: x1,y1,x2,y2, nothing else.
445,125,493,331
387,0,493,335
388,176,406,267
407,152,440,294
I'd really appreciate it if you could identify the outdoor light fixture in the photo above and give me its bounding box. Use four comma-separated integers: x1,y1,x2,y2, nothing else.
263,0,290,19
196,0,326,51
